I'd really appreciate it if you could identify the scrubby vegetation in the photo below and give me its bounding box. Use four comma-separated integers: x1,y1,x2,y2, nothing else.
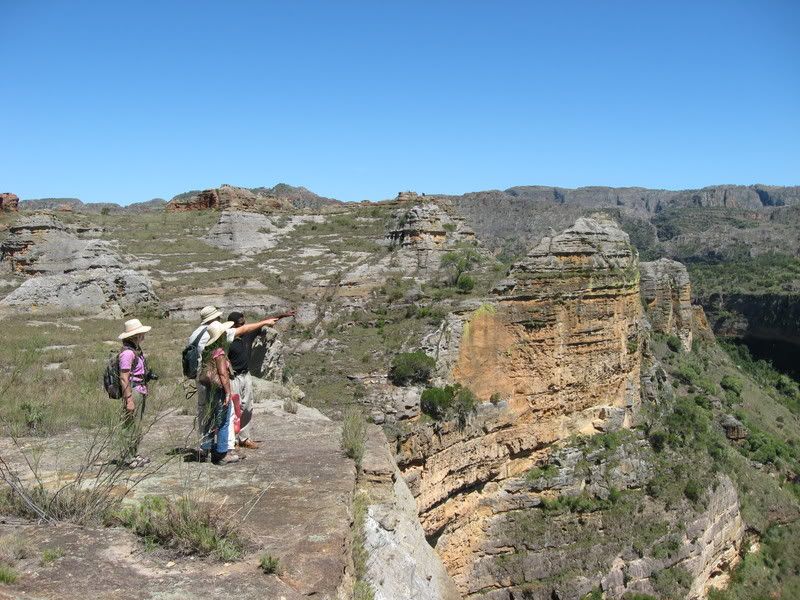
688,253,800,296
116,495,245,561
420,384,477,424
259,553,280,574
388,351,436,386
341,406,367,467
352,491,375,600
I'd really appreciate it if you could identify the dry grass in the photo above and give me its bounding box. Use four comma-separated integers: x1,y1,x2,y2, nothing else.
0,314,194,434
116,494,245,561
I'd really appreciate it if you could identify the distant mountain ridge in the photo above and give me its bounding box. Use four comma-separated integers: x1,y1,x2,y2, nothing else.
19,197,168,213
20,183,800,214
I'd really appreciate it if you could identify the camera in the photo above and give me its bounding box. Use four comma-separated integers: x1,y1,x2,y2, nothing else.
145,369,159,383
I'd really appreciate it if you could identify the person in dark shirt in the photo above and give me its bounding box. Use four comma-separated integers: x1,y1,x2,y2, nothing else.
226,311,280,449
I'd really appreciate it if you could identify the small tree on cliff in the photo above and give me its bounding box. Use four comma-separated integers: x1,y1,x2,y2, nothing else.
440,245,481,287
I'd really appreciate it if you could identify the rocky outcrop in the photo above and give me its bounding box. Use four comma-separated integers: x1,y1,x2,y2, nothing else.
167,183,339,212
339,201,482,296
640,258,693,350
0,192,19,211
163,293,290,321
360,426,461,600
1,215,108,275
470,471,744,600
396,216,643,592
203,210,324,254
388,202,475,253
203,210,277,252
249,326,287,382
0,214,157,317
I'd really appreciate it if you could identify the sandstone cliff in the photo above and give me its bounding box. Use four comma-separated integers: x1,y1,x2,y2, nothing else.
640,258,693,351
0,192,19,211
395,216,644,593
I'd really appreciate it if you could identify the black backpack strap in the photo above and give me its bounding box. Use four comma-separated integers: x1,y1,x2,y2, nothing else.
191,326,209,348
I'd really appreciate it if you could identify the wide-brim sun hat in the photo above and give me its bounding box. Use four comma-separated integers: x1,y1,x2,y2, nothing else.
205,320,234,346
200,305,223,324
118,318,152,340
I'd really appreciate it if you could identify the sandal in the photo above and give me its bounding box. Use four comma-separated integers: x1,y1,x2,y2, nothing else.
126,455,150,469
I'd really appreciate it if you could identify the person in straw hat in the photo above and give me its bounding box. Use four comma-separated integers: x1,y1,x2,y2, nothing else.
198,319,241,464
189,305,283,455
118,318,153,468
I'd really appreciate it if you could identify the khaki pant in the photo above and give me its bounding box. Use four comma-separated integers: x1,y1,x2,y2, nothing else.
120,390,146,462
231,372,254,442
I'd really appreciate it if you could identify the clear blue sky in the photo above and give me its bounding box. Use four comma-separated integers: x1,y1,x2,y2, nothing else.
1,1,798,204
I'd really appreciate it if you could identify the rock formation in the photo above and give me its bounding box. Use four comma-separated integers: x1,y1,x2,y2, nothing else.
164,292,289,321
339,201,482,296
0,192,19,211
395,216,644,593
167,183,340,212
203,210,278,252
360,426,461,600
203,210,324,254
640,258,693,350
0,214,157,317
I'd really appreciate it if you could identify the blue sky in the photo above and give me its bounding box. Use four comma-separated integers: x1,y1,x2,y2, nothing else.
1,1,798,204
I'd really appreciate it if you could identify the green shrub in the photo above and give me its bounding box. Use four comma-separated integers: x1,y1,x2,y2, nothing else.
0,564,18,584
117,495,244,560
259,553,280,574
40,547,65,565
341,406,367,467
651,565,692,599
440,246,481,285
525,463,559,482
388,351,436,386
583,588,603,600
666,335,683,352
684,479,703,503
420,384,478,425
648,430,668,452
720,375,743,396
456,273,476,292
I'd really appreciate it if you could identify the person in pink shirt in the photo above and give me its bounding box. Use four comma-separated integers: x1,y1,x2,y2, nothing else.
118,318,153,468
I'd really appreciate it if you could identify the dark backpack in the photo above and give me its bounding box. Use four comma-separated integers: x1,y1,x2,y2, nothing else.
104,347,146,399
182,327,208,379
103,351,122,399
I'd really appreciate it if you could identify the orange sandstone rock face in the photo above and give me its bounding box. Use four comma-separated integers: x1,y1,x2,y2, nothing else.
0,193,19,212
167,184,295,212
397,216,643,590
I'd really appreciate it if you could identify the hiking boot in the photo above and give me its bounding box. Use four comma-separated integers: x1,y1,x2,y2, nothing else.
212,453,243,465
239,439,259,450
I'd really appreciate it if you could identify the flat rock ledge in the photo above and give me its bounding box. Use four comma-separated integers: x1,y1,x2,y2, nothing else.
0,395,356,600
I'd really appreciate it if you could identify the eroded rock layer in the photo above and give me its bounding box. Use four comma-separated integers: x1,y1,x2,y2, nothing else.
0,192,19,211
0,214,157,317
640,258,693,350
397,216,644,591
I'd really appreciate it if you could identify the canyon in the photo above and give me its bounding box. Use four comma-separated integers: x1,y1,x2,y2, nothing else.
0,184,797,599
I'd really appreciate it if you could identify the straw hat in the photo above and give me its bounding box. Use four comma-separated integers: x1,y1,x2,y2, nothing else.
118,318,152,340
205,320,234,347
200,305,223,324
